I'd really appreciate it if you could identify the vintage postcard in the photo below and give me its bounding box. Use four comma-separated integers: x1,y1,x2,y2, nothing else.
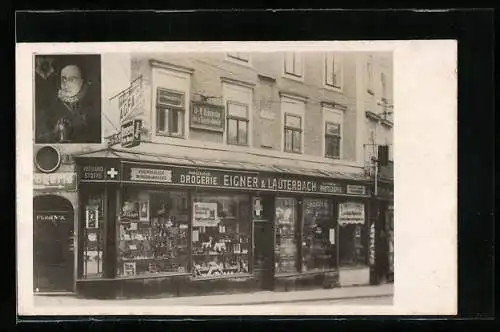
16,40,457,316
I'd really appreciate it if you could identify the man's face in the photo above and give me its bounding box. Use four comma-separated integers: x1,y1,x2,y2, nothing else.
60,65,84,97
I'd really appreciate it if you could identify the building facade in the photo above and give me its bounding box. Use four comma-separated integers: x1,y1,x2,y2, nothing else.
32,51,393,298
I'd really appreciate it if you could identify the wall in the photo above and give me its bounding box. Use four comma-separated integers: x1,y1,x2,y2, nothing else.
130,52,362,163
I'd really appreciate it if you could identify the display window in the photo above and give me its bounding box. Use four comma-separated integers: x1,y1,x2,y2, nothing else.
191,194,250,279
117,188,190,277
81,189,105,278
302,198,336,272
338,224,367,267
274,197,298,273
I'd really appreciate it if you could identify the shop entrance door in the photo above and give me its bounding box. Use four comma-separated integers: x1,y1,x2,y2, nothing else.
252,196,275,290
33,195,75,293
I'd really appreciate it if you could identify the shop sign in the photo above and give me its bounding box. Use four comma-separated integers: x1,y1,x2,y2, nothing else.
338,202,365,225
121,163,371,196
33,172,77,191
35,211,70,223
190,102,225,132
369,222,375,266
346,185,367,195
85,205,99,229
80,163,121,181
193,202,220,227
119,77,144,123
121,120,142,148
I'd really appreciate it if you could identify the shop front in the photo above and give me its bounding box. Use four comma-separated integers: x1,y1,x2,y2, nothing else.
73,150,370,299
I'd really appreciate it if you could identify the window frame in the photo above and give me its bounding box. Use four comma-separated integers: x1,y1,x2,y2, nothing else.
322,105,344,160
324,53,343,91
324,121,342,160
284,113,303,154
366,55,374,95
226,100,250,146
280,94,306,154
283,52,304,80
156,105,185,138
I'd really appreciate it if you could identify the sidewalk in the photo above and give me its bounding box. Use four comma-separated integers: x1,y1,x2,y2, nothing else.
34,284,393,306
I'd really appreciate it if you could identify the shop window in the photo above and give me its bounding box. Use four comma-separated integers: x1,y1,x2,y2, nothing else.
156,88,185,138
284,113,302,153
302,199,336,272
339,224,367,267
227,101,249,146
325,122,341,159
284,52,303,78
386,205,394,274
117,189,190,277
192,194,250,279
275,197,298,273
325,53,342,89
81,190,105,278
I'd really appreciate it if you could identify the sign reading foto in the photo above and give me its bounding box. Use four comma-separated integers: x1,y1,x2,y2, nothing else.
338,202,365,225
190,102,225,132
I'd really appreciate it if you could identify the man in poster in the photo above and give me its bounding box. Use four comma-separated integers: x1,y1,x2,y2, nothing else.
35,55,102,143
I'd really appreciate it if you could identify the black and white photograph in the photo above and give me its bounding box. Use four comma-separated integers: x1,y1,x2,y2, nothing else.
34,54,102,144
17,41,457,316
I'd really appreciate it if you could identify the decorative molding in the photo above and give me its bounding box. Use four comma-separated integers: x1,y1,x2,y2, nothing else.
279,91,308,102
149,59,194,75
257,73,276,83
220,76,256,89
321,101,348,112
365,110,381,122
381,119,394,128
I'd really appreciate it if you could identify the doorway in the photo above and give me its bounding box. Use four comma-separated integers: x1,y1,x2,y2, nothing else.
252,195,275,290
33,195,75,293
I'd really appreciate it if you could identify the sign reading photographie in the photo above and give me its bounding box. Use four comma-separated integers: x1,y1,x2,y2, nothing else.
190,102,225,132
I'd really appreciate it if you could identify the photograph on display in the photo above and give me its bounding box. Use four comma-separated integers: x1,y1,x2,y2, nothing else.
18,38,458,317
34,54,102,144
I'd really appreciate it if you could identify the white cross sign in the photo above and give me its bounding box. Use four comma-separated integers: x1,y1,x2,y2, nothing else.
107,168,118,179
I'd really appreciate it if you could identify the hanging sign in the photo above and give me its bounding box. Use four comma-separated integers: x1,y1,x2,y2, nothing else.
119,77,144,124
190,102,225,132
121,119,142,148
338,202,365,225
193,202,220,227
85,206,99,229
369,222,376,266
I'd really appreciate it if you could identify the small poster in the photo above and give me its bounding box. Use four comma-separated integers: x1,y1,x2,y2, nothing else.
129,222,138,231
192,230,199,242
329,228,335,244
139,200,149,221
85,206,99,229
193,202,220,227
123,262,136,276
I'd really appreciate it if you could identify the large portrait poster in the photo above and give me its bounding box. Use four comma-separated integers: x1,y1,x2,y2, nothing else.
193,202,220,227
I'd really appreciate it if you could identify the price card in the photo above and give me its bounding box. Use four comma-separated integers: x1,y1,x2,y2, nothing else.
329,228,335,244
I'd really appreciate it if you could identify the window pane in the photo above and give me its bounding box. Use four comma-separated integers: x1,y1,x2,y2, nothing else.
117,190,190,277
326,123,340,136
284,129,292,152
275,198,298,273
302,199,336,272
228,102,248,118
339,224,367,267
192,194,250,279
157,108,166,133
325,54,334,86
238,121,248,145
284,53,295,74
294,53,303,76
292,130,301,153
228,119,238,144
169,109,184,136
285,114,301,129
326,136,340,158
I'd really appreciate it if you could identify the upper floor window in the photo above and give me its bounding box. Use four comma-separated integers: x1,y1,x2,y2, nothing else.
227,101,249,146
323,106,343,159
227,52,250,64
156,88,185,138
325,122,341,159
284,52,303,78
284,113,302,153
367,55,374,94
325,53,342,90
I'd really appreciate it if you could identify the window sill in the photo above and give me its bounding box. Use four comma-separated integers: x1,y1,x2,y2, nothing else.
365,110,381,122
190,273,253,281
156,133,186,140
323,84,343,93
282,74,304,83
225,57,252,68
367,89,375,96
381,119,393,128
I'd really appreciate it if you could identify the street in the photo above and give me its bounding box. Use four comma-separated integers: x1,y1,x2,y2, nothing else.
289,295,393,305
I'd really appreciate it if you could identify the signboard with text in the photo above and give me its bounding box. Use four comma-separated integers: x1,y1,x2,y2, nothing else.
121,119,142,148
190,102,225,132
33,172,77,191
338,202,366,225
